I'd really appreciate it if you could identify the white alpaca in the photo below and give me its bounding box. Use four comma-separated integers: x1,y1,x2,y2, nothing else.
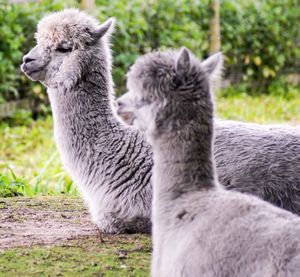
121,48,300,276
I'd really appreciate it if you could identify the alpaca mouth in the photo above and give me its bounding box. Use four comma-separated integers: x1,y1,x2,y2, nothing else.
21,63,45,81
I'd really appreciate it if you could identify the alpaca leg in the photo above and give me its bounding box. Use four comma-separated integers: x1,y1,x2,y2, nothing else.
94,213,151,234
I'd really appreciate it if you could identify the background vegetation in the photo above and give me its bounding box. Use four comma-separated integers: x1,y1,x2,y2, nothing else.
0,0,299,101
0,0,299,196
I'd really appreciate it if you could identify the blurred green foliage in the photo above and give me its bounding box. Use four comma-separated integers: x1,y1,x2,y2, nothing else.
0,116,76,197
97,0,299,94
96,0,211,94
221,0,300,88
0,0,299,104
0,173,25,197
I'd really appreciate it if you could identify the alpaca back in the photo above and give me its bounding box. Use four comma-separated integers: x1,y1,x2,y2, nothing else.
152,186,300,277
215,120,300,214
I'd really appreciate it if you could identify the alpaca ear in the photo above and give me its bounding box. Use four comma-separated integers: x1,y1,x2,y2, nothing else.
201,52,223,80
176,47,191,76
91,18,115,42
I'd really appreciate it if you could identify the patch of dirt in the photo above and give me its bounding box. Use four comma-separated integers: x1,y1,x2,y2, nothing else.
0,196,99,249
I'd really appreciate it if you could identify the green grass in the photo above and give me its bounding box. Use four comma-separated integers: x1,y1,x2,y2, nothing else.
0,89,299,197
0,174,25,197
0,116,76,197
216,90,300,124
0,235,151,276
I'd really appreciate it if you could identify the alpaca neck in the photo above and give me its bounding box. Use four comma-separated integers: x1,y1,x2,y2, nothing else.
47,51,123,181
49,63,117,137
47,51,153,224
152,117,217,199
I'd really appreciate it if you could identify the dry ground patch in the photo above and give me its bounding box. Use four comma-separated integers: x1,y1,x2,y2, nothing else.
0,197,151,276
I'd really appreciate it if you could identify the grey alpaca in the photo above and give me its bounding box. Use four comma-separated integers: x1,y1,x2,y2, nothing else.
21,9,153,233
122,48,300,277
21,9,300,234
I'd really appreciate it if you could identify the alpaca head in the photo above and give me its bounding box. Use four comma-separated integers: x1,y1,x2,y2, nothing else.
118,48,223,139
21,9,114,89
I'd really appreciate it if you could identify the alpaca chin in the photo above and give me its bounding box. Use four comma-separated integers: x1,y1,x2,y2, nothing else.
58,76,77,92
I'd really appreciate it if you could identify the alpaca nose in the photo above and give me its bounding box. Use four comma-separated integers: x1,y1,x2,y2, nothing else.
116,99,125,116
117,99,124,108
23,55,35,64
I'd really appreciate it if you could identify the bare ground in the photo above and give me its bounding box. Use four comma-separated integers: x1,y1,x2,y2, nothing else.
0,196,99,249
0,197,151,276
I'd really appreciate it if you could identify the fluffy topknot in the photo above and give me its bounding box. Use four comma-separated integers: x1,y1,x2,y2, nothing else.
127,49,209,106
36,9,112,49
127,48,223,104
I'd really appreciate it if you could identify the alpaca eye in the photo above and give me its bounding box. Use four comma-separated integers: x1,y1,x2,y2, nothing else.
56,46,72,53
